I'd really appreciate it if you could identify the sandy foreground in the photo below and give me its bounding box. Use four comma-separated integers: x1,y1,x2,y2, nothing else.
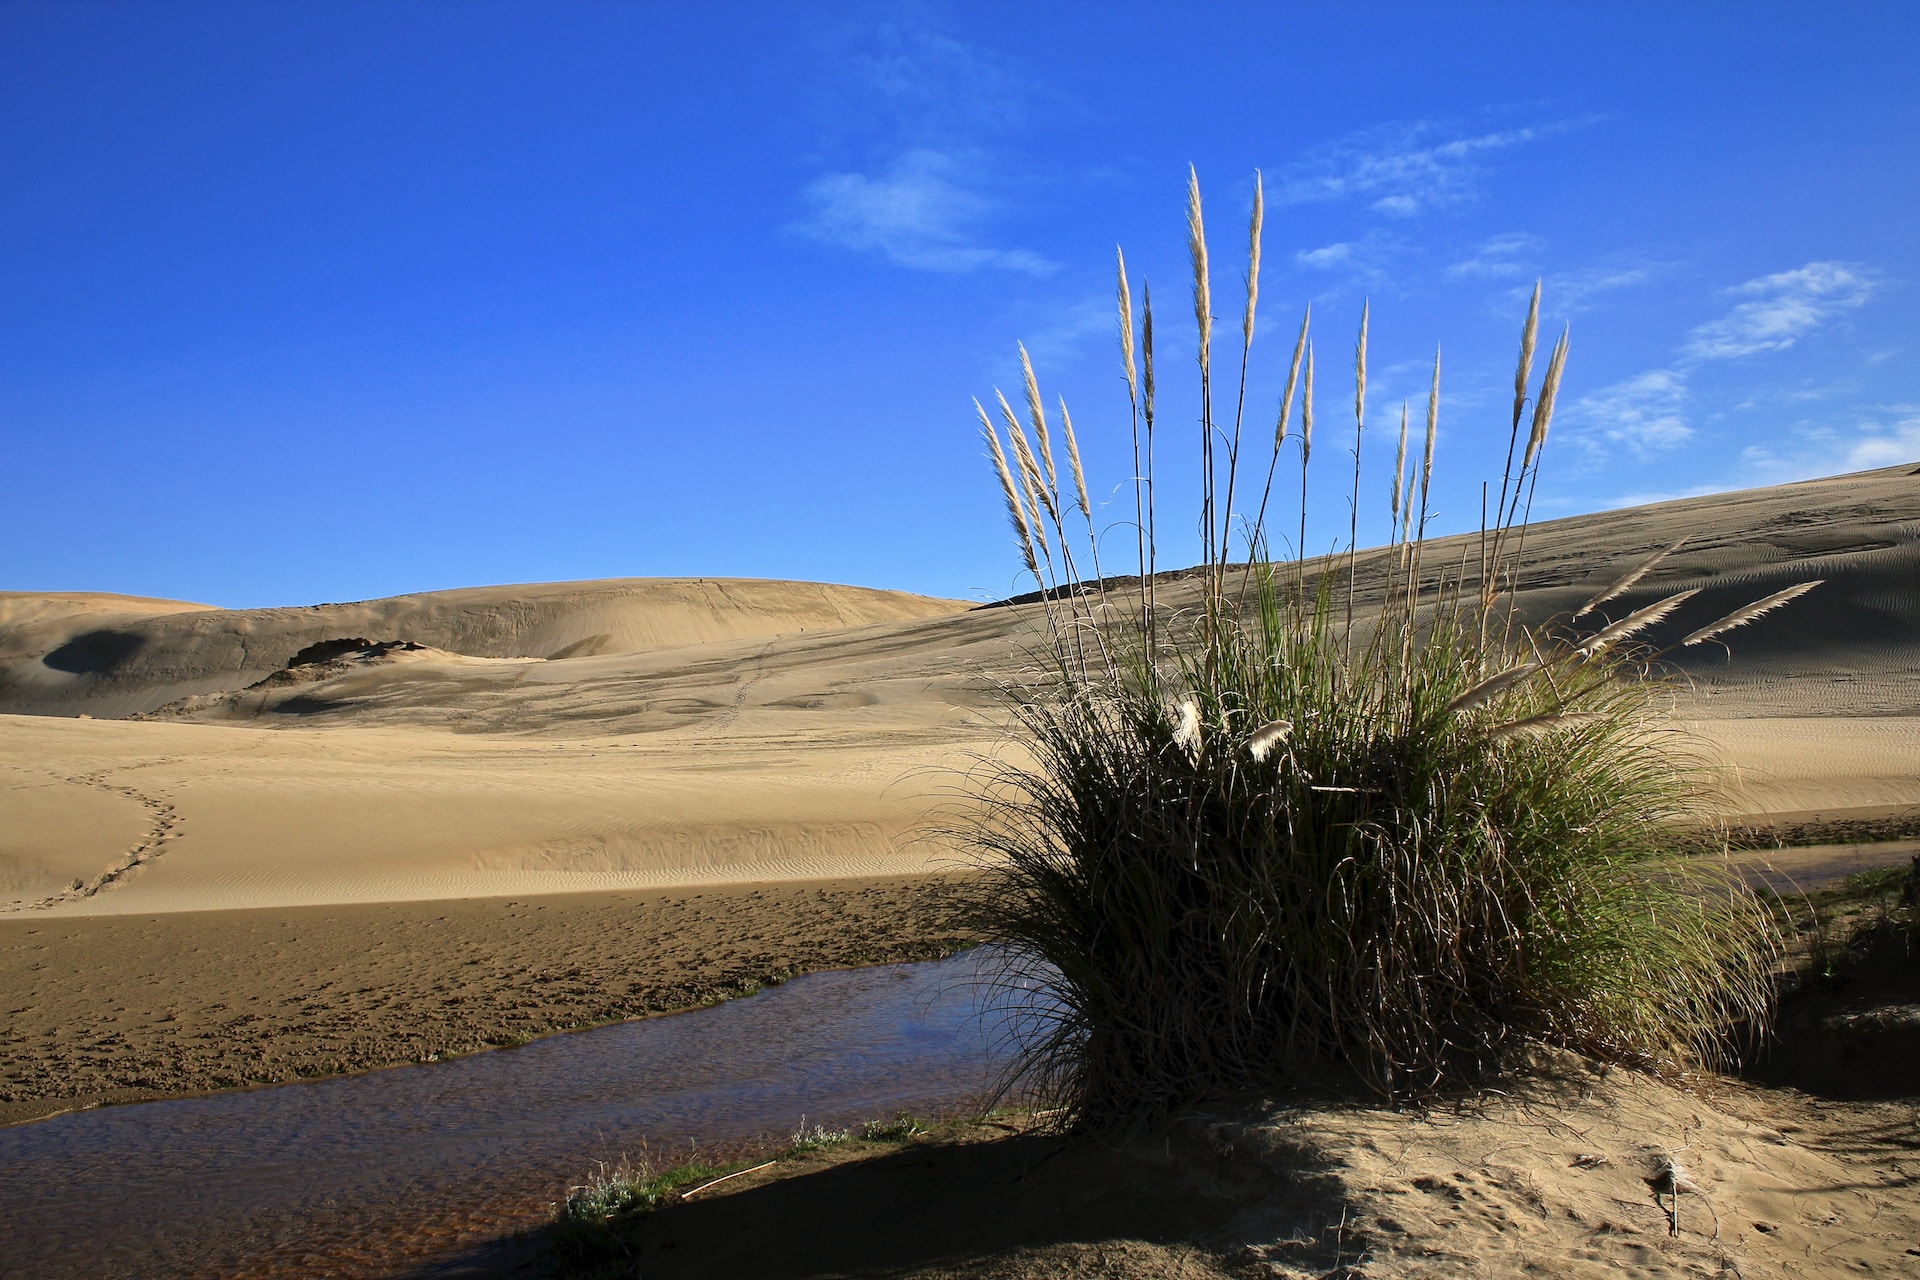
577,1064,1920,1280
0,468,1918,1273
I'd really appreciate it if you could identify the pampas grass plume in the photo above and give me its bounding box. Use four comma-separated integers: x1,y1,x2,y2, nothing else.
1019,343,1058,493
1172,698,1202,761
1245,719,1292,762
1187,167,1211,380
1682,580,1823,648
1576,588,1700,656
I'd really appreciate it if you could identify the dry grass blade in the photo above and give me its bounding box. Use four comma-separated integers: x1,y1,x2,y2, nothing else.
1575,588,1700,656
1445,661,1542,714
1682,580,1823,647
1490,712,1601,741
1575,537,1688,619
1019,343,1058,493
1245,718,1292,762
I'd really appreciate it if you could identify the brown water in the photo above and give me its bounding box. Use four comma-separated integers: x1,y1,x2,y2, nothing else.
0,949,1031,1279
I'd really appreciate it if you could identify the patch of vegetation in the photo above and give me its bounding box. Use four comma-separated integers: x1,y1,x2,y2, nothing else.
966,170,1802,1121
785,1118,851,1153
548,1114,946,1273
550,1155,752,1268
1770,855,1918,991
861,1114,930,1141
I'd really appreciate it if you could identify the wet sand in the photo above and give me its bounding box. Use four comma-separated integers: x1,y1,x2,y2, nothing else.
0,874,978,1126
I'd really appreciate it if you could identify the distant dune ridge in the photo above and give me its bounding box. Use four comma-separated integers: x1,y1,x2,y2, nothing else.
0,576,967,720
1,464,1918,916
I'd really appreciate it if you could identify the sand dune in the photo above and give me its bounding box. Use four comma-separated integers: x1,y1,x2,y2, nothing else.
0,576,966,720
2,465,1918,920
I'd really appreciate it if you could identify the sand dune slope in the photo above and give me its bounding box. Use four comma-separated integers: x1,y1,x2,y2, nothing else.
0,714,974,913
0,577,966,719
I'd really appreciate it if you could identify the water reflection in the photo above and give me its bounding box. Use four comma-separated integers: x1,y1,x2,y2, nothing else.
0,949,1026,1279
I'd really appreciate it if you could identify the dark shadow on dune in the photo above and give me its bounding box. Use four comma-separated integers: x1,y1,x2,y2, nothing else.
41,628,146,675
1745,951,1920,1101
403,1126,1348,1279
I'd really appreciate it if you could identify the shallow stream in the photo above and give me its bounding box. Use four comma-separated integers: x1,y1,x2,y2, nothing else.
0,949,1023,1279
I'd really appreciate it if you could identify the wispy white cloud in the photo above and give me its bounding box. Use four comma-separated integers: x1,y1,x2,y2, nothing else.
1565,260,1882,462
1739,406,1920,483
1290,231,1405,290
1446,232,1544,280
1275,120,1571,217
1551,263,1660,312
1007,294,1112,367
798,16,1051,275
796,149,1051,275
1296,241,1354,270
1683,261,1876,360
1566,369,1692,454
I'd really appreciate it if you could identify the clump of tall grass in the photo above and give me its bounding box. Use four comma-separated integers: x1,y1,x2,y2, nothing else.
969,169,1800,1120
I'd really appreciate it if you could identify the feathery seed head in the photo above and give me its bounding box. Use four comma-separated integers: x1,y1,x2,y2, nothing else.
1245,718,1292,763
1019,343,1058,492
1060,397,1092,520
977,402,1040,581
1523,327,1569,469
998,389,1059,524
1392,402,1409,530
1354,301,1369,432
1275,305,1309,451
1491,712,1601,741
1117,248,1138,403
1302,342,1314,461
1576,587,1699,657
1445,661,1542,714
1514,281,1541,432
1172,697,1202,761
1422,345,1440,500
1243,171,1262,348
1682,580,1822,648
1187,166,1211,379
1575,537,1687,620
1142,283,1156,421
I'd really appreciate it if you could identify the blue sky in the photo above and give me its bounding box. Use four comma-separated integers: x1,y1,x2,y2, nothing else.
3,1,1915,607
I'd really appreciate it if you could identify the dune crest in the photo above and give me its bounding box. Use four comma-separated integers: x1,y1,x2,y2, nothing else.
0,576,968,720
